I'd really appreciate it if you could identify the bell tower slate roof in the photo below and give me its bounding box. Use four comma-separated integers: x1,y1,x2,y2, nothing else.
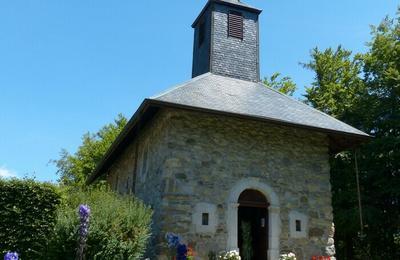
192,0,262,82
87,0,370,184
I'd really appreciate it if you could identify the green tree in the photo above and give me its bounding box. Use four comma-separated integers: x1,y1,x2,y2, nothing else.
303,44,366,259
54,114,127,187
263,72,297,96
356,14,400,259
303,11,400,259
302,46,365,119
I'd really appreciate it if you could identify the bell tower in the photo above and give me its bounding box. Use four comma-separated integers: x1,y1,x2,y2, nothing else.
192,0,262,82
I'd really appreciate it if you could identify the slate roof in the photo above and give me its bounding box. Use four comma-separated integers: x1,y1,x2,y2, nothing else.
219,0,259,10
87,72,370,183
151,73,369,137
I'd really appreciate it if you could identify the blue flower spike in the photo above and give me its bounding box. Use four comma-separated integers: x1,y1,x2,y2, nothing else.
4,252,18,260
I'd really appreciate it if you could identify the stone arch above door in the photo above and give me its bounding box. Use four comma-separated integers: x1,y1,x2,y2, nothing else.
226,178,281,260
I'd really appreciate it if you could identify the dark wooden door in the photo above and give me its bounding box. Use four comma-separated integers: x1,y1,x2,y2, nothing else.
238,190,269,260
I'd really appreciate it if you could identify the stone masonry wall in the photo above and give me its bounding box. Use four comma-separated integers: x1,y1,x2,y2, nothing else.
107,108,335,259
106,110,172,257
158,108,334,259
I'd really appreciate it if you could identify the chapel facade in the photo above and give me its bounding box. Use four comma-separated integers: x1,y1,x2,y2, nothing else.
88,1,369,259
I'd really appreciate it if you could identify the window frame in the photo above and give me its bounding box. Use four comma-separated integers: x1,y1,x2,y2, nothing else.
202,213,209,226
228,11,244,39
295,219,302,232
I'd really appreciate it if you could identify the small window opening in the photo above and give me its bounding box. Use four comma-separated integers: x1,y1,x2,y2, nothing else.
115,174,119,190
202,213,209,225
228,11,243,39
296,220,302,232
199,20,206,46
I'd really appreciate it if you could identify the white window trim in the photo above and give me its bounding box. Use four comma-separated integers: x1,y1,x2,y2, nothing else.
192,202,218,233
289,210,308,238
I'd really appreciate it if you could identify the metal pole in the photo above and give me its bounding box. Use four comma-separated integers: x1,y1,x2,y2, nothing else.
354,149,364,237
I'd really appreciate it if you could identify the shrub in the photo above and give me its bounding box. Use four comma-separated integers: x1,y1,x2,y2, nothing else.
0,178,61,259
46,186,152,260
280,252,296,260
209,250,242,260
217,251,241,260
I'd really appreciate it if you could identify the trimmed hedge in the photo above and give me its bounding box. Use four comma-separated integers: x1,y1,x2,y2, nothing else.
0,178,61,259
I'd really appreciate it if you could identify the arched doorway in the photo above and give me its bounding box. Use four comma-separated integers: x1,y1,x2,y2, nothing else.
226,178,280,260
238,189,269,260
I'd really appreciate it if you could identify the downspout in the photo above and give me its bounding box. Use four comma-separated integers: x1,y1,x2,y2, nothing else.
354,149,364,237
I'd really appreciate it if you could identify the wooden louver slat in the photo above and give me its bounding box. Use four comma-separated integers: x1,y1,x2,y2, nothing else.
228,12,243,39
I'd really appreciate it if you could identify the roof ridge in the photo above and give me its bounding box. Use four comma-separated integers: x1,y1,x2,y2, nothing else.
255,81,369,136
218,0,254,8
192,0,262,27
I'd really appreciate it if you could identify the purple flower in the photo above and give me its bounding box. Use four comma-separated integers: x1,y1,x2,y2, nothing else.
165,232,181,248
79,204,90,221
165,232,188,260
77,204,90,260
78,204,90,238
4,252,18,260
176,244,187,260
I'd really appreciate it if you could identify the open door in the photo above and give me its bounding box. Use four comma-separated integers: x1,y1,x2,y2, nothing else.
238,189,269,260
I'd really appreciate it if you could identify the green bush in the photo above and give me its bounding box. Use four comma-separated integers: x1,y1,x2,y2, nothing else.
46,186,152,260
0,178,61,259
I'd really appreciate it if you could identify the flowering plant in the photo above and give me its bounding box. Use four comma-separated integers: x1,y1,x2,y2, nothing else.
186,246,195,260
280,252,296,260
165,232,188,260
176,244,188,260
77,204,91,260
3,252,18,260
165,233,198,260
166,232,181,249
218,250,241,260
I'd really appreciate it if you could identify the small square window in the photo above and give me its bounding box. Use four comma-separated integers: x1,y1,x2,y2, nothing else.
296,220,302,232
202,213,209,226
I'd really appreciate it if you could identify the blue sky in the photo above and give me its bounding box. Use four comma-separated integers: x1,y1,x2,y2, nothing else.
0,0,398,182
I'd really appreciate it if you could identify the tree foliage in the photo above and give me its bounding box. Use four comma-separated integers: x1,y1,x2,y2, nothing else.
303,46,365,119
54,114,127,187
263,72,297,96
304,10,400,259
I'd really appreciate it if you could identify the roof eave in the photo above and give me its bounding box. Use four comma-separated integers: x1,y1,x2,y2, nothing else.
149,99,372,140
86,100,152,184
87,99,371,184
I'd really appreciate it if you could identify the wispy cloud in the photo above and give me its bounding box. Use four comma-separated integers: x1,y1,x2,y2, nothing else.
0,166,18,178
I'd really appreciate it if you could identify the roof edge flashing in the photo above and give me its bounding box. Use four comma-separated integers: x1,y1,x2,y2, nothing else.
192,0,262,28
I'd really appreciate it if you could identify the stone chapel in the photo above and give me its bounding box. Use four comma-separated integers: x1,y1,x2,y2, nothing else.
87,0,369,259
